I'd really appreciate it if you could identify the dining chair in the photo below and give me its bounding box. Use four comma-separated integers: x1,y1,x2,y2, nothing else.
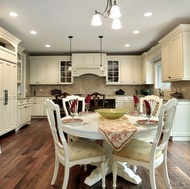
62,95,85,116
89,92,106,111
139,95,163,118
45,99,106,189
112,98,177,189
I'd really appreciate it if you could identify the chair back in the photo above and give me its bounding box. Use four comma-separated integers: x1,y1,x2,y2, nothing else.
140,95,163,117
90,92,105,111
151,98,177,163
62,95,85,116
45,99,69,160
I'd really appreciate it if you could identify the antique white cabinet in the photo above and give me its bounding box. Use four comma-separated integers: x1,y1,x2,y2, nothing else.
29,56,73,84
115,96,134,112
159,24,190,82
170,100,190,141
0,27,21,136
141,53,153,84
17,98,31,131
106,56,141,85
31,97,44,116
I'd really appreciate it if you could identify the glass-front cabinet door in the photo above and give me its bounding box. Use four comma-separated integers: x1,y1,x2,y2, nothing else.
107,60,119,84
59,61,73,84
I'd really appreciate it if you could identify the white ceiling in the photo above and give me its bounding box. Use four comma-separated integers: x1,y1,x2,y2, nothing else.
1,0,190,55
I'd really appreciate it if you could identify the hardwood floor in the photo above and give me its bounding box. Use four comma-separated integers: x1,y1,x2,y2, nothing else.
0,118,190,189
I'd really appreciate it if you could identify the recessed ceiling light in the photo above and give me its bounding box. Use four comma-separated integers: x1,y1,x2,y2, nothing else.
125,44,130,47
144,12,152,17
45,44,51,48
133,30,140,34
30,30,37,35
9,12,18,17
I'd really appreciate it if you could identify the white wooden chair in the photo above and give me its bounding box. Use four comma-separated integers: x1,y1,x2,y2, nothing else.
139,95,163,118
45,99,106,189
62,95,85,116
112,98,177,189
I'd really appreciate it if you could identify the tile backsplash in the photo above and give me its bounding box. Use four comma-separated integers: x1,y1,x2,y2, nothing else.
29,74,190,99
30,74,152,97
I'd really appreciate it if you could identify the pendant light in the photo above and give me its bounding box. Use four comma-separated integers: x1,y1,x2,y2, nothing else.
91,0,121,29
99,36,104,71
68,36,73,71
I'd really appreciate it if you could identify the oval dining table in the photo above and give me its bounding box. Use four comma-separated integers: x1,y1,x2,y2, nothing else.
61,112,158,186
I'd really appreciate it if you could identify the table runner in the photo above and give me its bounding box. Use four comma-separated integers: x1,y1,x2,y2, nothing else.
98,116,137,151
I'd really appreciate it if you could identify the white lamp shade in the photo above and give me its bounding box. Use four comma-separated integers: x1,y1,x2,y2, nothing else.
91,14,102,26
109,3,121,18
111,18,122,29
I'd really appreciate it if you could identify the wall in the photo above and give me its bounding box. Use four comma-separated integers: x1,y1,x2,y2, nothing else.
30,74,152,97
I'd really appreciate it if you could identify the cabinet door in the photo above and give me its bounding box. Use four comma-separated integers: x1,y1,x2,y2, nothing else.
47,60,59,84
161,42,170,81
59,61,73,83
31,98,44,116
30,60,47,84
141,55,153,84
133,57,142,84
170,34,182,79
120,57,131,84
107,60,120,84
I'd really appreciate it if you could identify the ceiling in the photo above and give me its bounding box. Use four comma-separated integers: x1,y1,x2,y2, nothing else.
1,0,190,55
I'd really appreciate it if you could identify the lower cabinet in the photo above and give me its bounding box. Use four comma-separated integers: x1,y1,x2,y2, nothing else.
115,96,134,112
17,98,31,131
31,97,53,117
170,101,190,141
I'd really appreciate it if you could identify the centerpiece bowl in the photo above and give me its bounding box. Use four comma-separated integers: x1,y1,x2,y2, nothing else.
95,108,128,120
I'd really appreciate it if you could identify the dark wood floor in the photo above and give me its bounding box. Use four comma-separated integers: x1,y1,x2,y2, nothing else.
0,118,190,189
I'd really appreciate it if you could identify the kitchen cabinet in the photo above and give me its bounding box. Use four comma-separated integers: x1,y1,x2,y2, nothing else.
141,53,153,84
46,59,59,84
106,56,141,85
29,56,73,84
170,101,190,141
31,97,44,116
159,24,190,82
115,96,134,112
72,53,106,77
30,59,47,84
17,98,31,131
31,97,53,117
0,27,20,136
123,56,141,84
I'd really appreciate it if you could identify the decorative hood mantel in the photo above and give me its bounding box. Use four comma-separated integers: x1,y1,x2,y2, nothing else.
71,53,106,77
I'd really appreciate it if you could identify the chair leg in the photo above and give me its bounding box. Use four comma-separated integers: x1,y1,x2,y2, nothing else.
149,167,156,189
62,164,70,189
101,161,106,189
162,158,172,189
51,158,60,185
112,160,117,189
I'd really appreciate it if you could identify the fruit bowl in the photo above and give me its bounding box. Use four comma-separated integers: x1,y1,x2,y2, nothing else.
95,108,128,120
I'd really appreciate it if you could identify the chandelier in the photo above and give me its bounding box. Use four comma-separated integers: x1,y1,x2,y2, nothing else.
91,0,121,29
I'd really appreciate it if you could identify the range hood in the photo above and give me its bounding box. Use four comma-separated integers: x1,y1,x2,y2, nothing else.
71,53,106,77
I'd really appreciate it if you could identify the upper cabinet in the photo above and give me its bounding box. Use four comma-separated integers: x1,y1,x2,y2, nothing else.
72,53,106,77
141,53,153,84
159,24,190,82
106,56,141,85
29,56,73,85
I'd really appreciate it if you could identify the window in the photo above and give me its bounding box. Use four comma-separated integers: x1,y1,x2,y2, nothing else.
154,60,171,89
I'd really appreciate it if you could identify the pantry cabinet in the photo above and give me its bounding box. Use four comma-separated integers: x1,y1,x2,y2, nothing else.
159,24,190,82
0,27,21,136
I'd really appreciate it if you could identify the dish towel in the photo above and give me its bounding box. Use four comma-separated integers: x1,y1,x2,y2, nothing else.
98,116,137,151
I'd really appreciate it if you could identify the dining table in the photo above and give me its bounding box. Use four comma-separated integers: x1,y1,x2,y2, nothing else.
61,111,158,186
